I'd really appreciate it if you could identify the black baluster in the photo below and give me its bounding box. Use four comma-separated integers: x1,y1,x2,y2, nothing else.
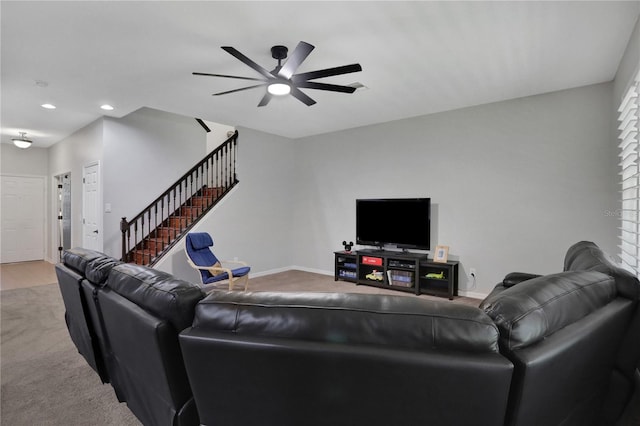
120,217,128,262
224,143,229,188
134,220,139,264
154,204,158,257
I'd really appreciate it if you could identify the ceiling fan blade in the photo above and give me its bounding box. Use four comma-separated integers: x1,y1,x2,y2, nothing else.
278,41,314,79
193,72,265,82
213,84,266,96
257,92,272,107
295,81,356,93
292,64,362,82
290,87,317,106
222,46,275,80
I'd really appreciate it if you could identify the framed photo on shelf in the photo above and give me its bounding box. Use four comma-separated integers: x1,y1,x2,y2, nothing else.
433,245,449,263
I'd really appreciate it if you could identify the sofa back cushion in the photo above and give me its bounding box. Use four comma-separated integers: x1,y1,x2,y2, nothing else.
192,291,500,353
564,241,639,300
107,263,204,332
62,247,110,276
482,270,616,350
181,291,513,426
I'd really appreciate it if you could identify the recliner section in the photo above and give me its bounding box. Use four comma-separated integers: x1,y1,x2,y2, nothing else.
54,248,121,383
481,270,634,426
181,291,513,426
563,241,640,425
99,264,204,426
56,248,204,426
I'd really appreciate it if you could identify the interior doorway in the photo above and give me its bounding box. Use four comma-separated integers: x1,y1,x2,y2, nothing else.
54,173,71,262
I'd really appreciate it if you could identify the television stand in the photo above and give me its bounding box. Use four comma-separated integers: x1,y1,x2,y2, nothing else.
334,250,459,299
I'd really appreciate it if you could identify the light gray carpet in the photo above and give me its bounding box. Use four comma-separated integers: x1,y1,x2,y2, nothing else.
0,271,479,425
1,283,140,426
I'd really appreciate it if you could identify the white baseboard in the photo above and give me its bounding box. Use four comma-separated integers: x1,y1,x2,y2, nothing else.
458,290,488,299
289,266,333,276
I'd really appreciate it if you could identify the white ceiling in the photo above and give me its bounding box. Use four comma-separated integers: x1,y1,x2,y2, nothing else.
2,1,639,148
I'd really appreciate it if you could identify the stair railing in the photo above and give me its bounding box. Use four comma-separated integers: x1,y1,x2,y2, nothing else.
120,130,239,265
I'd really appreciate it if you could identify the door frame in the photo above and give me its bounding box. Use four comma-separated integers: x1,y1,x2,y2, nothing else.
52,172,72,262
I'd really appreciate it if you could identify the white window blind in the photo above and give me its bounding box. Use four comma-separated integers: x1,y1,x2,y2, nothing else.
617,72,640,278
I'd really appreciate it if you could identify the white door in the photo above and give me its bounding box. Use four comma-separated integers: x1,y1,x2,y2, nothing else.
1,175,46,263
82,162,102,251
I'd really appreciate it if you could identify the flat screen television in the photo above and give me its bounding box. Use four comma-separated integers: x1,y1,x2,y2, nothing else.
356,198,431,250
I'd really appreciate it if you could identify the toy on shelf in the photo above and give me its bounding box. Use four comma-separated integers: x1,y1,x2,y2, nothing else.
366,270,384,281
425,271,445,279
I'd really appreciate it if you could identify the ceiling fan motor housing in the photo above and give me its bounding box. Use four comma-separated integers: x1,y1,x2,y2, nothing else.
271,45,288,61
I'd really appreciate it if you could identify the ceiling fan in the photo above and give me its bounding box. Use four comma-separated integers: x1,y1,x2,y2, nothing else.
193,41,362,107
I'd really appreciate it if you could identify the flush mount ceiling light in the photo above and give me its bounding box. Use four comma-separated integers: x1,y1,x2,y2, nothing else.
100,104,114,111
41,103,56,109
12,132,32,149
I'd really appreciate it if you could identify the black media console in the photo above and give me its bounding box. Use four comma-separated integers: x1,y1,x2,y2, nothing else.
334,250,459,299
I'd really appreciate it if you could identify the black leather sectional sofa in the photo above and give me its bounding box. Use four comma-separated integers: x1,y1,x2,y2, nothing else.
55,241,640,426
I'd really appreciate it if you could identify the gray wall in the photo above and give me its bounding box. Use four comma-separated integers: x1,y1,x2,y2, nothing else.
1,144,49,176
36,82,621,298
292,82,617,296
154,126,295,282
102,107,207,257
45,107,207,261
614,14,640,103
48,119,104,260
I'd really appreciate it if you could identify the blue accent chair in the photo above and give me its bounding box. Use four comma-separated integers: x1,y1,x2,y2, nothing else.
185,232,250,291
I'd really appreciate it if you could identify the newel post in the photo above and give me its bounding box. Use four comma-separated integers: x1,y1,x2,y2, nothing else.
120,217,128,262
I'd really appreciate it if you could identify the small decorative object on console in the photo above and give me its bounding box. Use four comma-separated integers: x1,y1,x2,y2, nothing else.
433,245,449,263
342,240,354,252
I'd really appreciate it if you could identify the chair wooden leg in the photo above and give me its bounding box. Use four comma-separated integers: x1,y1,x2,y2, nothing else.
242,275,249,292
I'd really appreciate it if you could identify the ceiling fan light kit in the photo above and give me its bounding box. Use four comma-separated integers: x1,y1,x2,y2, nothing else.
12,132,33,149
194,41,362,107
267,81,291,96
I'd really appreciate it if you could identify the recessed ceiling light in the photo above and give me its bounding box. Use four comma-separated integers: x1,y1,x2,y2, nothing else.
41,103,56,109
100,104,114,111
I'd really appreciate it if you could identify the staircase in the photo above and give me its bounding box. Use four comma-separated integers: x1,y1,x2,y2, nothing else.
121,132,238,266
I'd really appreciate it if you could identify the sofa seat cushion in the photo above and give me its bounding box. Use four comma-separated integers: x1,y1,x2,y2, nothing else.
564,241,639,300
107,264,204,331
482,270,616,350
191,291,501,353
